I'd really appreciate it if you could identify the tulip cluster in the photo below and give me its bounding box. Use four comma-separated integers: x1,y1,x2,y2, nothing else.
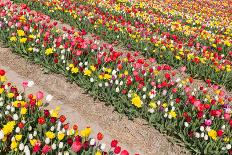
0,69,132,155
12,0,232,90
0,1,231,154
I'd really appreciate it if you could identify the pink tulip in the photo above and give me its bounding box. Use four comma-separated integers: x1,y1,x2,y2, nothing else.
224,113,230,121
204,119,212,126
71,141,82,152
36,91,44,100
22,81,28,89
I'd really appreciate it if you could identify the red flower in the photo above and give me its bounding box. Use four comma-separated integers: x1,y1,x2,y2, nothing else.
0,69,5,76
217,130,224,137
41,145,51,154
73,124,78,130
18,122,24,129
38,117,45,125
120,150,129,155
67,137,73,145
33,144,40,153
114,146,121,154
111,140,118,147
59,115,66,123
97,132,104,141
71,141,82,152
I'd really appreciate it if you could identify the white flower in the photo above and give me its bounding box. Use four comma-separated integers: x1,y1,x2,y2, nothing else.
0,130,4,139
64,151,69,155
200,133,204,138
46,95,53,102
59,142,64,149
50,126,55,131
13,114,19,120
6,105,11,110
221,125,225,130
115,80,119,85
28,126,32,131
142,87,147,92
19,143,24,150
11,107,15,112
0,97,3,101
5,111,9,115
98,83,102,87
15,127,20,133
195,132,200,138
226,144,231,150
0,102,4,107
24,145,30,155
66,67,70,71
52,143,57,150
206,126,211,132
119,81,123,86
28,134,33,140
45,138,50,144
184,122,189,127
33,131,37,136
105,82,109,87
148,108,154,113
90,138,95,145
28,81,34,87
16,95,23,100
116,87,119,93
164,113,168,118
164,108,168,112
90,78,94,82
127,93,131,98
204,135,208,140
157,100,161,105
200,126,204,132
142,94,146,99
100,143,106,151
58,152,62,155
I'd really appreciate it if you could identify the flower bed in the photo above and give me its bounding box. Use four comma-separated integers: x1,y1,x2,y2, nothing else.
12,0,232,90
0,1,231,154
0,69,132,155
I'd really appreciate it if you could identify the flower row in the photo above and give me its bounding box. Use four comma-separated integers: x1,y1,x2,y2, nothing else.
12,0,232,90
0,1,231,154
0,69,132,155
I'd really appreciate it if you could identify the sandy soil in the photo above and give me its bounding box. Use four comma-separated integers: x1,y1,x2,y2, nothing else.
0,45,191,155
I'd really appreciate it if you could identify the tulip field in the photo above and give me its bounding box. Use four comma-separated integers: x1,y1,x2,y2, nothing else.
0,0,231,154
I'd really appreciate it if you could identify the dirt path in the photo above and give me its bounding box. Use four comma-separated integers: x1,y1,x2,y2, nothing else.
0,45,190,155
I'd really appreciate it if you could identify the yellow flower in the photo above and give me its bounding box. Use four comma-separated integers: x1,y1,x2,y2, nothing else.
71,67,79,74
7,93,14,98
208,129,217,140
131,95,142,108
81,127,91,137
36,100,42,107
124,70,128,76
15,134,22,141
0,76,6,82
98,75,103,80
20,107,27,115
0,88,4,94
69,63,74,68
169,110,177,118
84,69,92,76
45,48,53,55
30,139,37,146
104,74,111,80
90,65,96,71
11,140,18,150
175,55,181,60
19,38,27,43
162,103,168,108
2,121,16,136
95,151,102,155
10,36,17,42
58,133,65,141
28,47,33,52
46,131,55,139
17,30,25,37
28,34,35,39
149,101,157,109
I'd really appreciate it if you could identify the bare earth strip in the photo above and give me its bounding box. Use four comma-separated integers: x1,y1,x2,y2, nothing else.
0,45,190,155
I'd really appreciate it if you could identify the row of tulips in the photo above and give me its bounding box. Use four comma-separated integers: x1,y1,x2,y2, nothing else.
126,0,232,36
12,0,232,90
0,1,231,154
0,69,133,155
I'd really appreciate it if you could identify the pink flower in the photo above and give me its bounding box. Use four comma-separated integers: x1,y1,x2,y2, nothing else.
71,141,82,152
194,100,201,107
36,91,44,100
180,66,186,72
204,119,212,126
22,81,28,89
224,113,230,121
41,145,51,154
